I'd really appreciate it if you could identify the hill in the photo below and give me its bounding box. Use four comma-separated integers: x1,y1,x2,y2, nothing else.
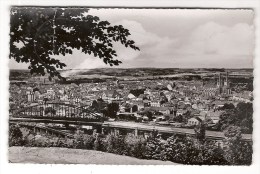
9,147,176,165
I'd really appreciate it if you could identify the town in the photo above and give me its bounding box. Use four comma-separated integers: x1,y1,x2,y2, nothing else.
9,68,253,135
6,6,255,167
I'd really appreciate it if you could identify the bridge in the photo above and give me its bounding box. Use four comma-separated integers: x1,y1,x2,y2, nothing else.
10,103,103,122
10,103,252,142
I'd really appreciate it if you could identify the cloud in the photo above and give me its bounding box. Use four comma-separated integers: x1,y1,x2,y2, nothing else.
112,20,179,67
64,20,179,70
177,22,254,56
9,9,254,70
114,20,164,46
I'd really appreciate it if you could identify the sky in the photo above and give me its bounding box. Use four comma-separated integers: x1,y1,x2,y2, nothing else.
9,8,255,70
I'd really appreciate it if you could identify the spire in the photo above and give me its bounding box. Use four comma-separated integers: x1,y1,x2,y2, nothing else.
217,73,221,87
219,73,221,87
226,71,228,85
224,71,229,86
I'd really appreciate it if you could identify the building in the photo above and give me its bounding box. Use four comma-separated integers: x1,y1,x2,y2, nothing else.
188,116,205,126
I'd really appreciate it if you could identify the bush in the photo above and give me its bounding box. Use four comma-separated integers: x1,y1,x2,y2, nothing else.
163,135,199,164
161,135,227,165
9,124,24,146
83,134,95,149
11,125,252,165
197,140,227,165
124,134,147,158
104,134,127,155
144,135,165,160
223,126,252,165
93,134,105,151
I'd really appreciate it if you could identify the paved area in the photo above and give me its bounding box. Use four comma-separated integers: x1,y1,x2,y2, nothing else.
104,121,252,141
10,118,252,141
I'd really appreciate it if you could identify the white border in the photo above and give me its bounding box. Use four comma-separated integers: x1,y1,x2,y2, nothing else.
0,1,259,174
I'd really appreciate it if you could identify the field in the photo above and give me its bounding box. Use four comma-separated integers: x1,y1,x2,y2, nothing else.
9,68,253,84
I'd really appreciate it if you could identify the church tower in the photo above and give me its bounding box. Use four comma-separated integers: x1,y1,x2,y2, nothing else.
224,71,229,87
217,73,221,88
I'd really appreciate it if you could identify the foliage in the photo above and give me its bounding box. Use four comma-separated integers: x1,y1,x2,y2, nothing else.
103,103,119,118
172,115,183,123
9,124,24,146
91,100,106,112
104,134,127,155
93,133,105,151
218,102,253,134
142,110,153,121
162,135,187,162
144,135,165,160
10,7,139,80
194,122,206,142
162,135,227,165
44,107,56,115
129,89,145,97
124,134,147,158
12,125,252,165
219,103,235,110
223,126,252,165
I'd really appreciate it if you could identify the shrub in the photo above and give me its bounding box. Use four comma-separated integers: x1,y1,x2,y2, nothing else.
93,134,105,151
223,126,252,165
197,140,227,165
11,125,252,165
104,134,128,155
163,136,199,164
9,124,24,146
73,130,85,149
144,135,165,160
83,134,95,149
124,134,147,158
162,135,227,165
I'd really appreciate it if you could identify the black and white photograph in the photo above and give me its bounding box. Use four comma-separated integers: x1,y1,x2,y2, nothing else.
1,1,260,173
7,6,255,165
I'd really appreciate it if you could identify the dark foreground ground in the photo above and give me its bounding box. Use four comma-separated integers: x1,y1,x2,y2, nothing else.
9,147,176,165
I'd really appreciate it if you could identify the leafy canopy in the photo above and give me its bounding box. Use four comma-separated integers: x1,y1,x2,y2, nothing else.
218,102,253,134
10,7,140,80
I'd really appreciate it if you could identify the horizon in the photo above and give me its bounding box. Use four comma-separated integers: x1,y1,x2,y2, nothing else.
9,67,254,71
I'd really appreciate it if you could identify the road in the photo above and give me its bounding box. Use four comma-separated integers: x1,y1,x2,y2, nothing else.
9,117,252,141
103,121,252,141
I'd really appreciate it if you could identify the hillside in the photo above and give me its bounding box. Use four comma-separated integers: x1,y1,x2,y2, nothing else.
9,147,176,165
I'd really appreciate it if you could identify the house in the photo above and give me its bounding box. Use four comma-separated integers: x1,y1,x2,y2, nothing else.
127,93,136,100
72,96,82,104
150,107,171,115
60,94,69,101
144,88,152,95
151,100,160,107
188,116,205,126
176,109,185,116
143,99,151,107
132,101,145,111
101,90,122,103
232,91,252,103
197,102,207,111
137,94,145,101
206,110,223,124
120,103,138,113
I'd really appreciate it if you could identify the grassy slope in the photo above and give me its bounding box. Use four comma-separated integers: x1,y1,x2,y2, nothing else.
9,147,176,165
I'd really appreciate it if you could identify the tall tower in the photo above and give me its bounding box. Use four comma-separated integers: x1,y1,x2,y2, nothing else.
217,73,221,87
224,71,229,86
